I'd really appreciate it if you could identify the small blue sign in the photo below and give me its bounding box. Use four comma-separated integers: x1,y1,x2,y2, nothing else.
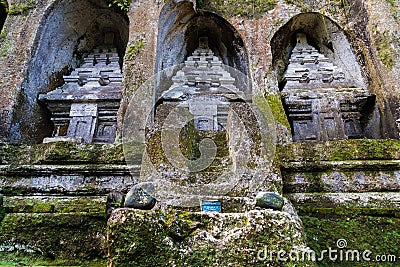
201,200,221,212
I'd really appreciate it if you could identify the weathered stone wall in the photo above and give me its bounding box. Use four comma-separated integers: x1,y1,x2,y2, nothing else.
120,0,400,143
1,0,399,142
0,0,51,142
1,0,400,265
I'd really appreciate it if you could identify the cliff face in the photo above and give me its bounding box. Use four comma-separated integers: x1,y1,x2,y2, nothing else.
1,0,400,265
1,0,399,143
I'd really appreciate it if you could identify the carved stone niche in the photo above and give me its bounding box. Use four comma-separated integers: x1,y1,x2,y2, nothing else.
39,34,122,144
158,37,241,131
281,33,371,142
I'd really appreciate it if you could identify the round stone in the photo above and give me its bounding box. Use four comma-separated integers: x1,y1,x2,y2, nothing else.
124,184,156,210
255,192,284,211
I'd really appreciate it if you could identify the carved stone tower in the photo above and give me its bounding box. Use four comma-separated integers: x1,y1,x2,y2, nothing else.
39,37,122,144
282,33,371,142
159,37,243,131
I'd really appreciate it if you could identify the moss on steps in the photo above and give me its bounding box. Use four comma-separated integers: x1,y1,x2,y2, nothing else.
0,213,107,265
0,142,126,166
301,214,400,267
3,196,107,215
287,192,400,217
277,139,400,163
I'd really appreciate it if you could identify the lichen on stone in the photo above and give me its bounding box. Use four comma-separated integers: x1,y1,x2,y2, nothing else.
107,208,309,266
372,26,397,70
200,0,277,19
126,40,147,61
8,0,36,16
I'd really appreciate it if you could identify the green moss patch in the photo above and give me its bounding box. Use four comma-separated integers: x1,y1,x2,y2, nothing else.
0,195,4,223
372,27,397,70
278,139,400,163
8,0,35,16
263,93,291,130
0,213,107,265
3,196,107,215
386,0,399,21
126,40,146,60
107,0,132,12
200,0,277,19
301,214,400,266
0,256,106,267
108,208,308,266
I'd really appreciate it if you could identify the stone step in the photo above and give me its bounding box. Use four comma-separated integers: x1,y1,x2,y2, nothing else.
0,212,106,262
0,164,138,195
282,160,400,193
3,196,107,215
287,192,400,217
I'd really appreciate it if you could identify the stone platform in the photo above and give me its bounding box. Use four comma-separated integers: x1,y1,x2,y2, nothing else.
1,140,400,265
107,208,309,267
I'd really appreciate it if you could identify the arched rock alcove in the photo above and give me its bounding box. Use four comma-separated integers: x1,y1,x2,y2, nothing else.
152,1,251,133
155,1,249,96
10,0,129,143
271,13,381,141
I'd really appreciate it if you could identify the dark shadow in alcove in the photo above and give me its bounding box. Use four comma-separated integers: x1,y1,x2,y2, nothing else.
0,1,8,31
183,13,248,75
10,0,129,143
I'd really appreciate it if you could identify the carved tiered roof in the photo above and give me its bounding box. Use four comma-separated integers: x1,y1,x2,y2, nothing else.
41,47,122,101
162,37,239,101
283,33,346,89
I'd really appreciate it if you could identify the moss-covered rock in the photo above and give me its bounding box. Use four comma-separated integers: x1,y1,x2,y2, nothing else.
301,214,400,267
0,213,107,265
8,0,36,16
263,93,291,130
372,27,397,70
278,139,400,163
0,142,126,166
200,0,277,19
107,208,309,266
